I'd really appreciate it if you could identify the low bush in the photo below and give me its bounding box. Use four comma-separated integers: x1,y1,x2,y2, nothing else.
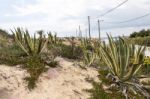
59,44,83,59
48,36,83,60
127,36,150,46
0,44,26,66
140,57,150,75
24,55,47,90
130,29,150,38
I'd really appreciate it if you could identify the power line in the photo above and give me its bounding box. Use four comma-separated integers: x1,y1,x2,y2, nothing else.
93,0,128,19
103,12,150,24
101,0,128,17
76,0,128,33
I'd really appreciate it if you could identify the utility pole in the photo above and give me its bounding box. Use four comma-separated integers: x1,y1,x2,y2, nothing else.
79,25,82,38
88,16,91,39
98,20,100,40
98,19,103,40
76,29,78,38
85,28,88,38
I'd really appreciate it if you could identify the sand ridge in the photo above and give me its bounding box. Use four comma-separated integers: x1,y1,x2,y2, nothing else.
0,57,98,99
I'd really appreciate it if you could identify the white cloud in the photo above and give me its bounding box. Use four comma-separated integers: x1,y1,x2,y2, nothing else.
9,0,125,18
2,0,150,37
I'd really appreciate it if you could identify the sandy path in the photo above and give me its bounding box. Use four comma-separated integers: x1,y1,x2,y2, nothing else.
0,57,98,99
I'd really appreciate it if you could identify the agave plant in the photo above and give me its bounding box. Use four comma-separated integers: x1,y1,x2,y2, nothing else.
48,32,62,46
67,37,76,57
80,38,96,67
98,34,150,98
12,28,58,90
12,28,48,56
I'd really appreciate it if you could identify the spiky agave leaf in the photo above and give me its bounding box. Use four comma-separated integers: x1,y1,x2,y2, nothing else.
48,32,62,46
15,36,29,55
100,34,145,79
40,37,49,53
24,32,33,55
36,30,43,54
80,38,96,66
99,34,149,98
12,28,48,56
12,28,29,55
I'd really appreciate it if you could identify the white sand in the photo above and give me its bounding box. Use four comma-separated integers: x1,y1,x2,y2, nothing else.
0,57,98,99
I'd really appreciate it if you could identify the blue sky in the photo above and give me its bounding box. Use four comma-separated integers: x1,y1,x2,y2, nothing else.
0,0,150,37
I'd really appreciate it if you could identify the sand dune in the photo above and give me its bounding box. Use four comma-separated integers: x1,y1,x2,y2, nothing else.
0,57,98,99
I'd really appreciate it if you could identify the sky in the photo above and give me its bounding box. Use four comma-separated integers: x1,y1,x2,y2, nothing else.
0,0,150,37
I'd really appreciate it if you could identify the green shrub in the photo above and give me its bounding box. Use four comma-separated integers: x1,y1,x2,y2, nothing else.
87,82,113,99
0,44,26,66
130,29,150,38
24,76,37,90
87,82,125,99
48,36,83,60
59,44,83,59
140,58,150,75
127,36,150,46
24,55,46,90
